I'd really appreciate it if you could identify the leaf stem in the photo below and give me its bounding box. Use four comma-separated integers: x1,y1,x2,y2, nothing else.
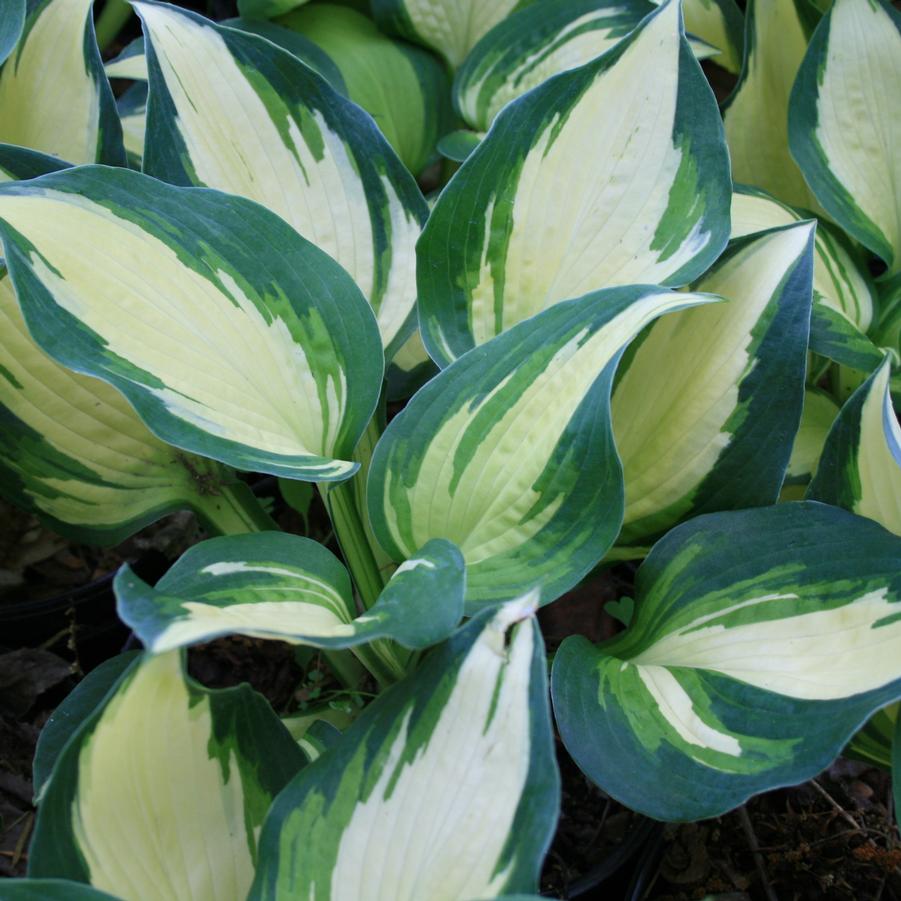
192,481,278,536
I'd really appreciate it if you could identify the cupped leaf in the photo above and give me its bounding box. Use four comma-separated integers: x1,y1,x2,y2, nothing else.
723,0,819,211
138,3,426,359
731,186,875,332
418,0,731,367
116,534,464,653
656,0,744,73
0,881,120,900
453,0,655,133
0,167,383,481
789,0,901,277
807,357,901,536
249,596,559,901
612,222,814,551
781,388,839,500
280,4,451,175
368,285,716,609
33,652,140,804
0,0,124,164
371,0,523,69
29,651,305,899
0,0,25,67
846,703,897,768
552,502,901,822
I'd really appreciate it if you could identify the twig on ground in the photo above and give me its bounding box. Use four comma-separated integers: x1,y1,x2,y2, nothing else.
738,806,779,901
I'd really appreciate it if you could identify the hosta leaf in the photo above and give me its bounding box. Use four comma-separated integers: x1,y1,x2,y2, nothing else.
115,534,464,653
612,222,814,551
418,0,731,367
0,882,119,900
846,703,897,768
453,0,654,133
0,167,383,481
807,302,889,376
368,285,715,608
281,4,451,175
0,0,24,66
0,0,124,165
29,651,305,899
138,3,426,359
789,0,901,276
552,502,901,821
371,0,524,69
0,142,70,182
249,597,559,901
807,357,901,536
781,388,839,499
104,36,147,79
731,185,875,332
32,652,140,804
723,0,819,211
116,82,146,168
656,0,744,74
237,0,308,21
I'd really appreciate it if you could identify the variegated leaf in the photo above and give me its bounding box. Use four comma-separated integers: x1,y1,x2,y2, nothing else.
846,703,897,768
723,0,820,211
789,0,901,277
249,596,559,901
368,285,715,608
371,0,524,69
0,0,124,164
655,0,744,73
29,651,305,899
138,3,427,359
807,357,901,536
104,36,148,79
0,167,383,481
552,502,901,821
808,301,890,378
116,82,146,168
612,222,814,551
280,4,452,176
0,0,24,66
418,0,731,367
115,533,464,654
781,388,839,500
731,185,875,332
0,141,70,183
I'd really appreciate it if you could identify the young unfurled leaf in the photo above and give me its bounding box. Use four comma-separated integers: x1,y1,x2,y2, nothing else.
29,651,305,899
731,186,875,333
0,167,383,481
723,0,820,211
368,285,715,608
281,4,452,176
418,0,730,366
0,0,124,164
115,534,464,653
552,502,901,821
789,0,901,277
249,597,559,901
612,222,814,551
138,3,427,358
371,0,524,69
656,0,744,73
807,357,901,536
781,388,839,500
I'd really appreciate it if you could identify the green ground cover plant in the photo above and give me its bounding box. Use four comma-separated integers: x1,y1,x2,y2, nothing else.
0,0,899,897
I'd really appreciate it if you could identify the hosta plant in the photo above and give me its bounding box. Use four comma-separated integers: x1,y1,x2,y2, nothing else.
0,0,900,898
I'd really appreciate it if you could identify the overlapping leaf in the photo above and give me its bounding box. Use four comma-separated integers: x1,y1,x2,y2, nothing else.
846,703,897,769
0,0,124,164
657,0,744,73
0,167,383,481
808,357,901,537
553,502,901,821
29,651,305,899
781,388,839,500
723,0,819,210
368,285,715,608
418,0,731,366
612,222,814,552
789,0,901,277
250,597,559,901
0,0,24,66
115,534,464,653
138,2,427,357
